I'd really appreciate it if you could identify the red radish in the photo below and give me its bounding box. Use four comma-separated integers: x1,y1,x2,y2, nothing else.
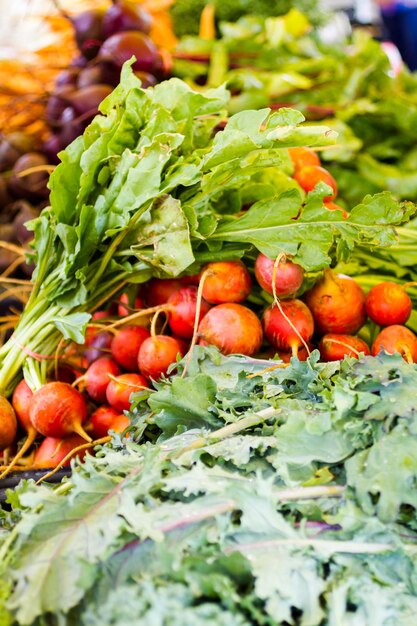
324,201,348,219
294,165,337,201
145,278,183,306
371,325,417,363
278,344,312,363
319,334,370,361
85,356,121,403
33,434,88,469
30,382,91,441
198,303,263,356
117,292,145,317
288,147,320,171
201,261,252,304
254,254,304,298
111,325,150,371
179,274,201,286
0,396,17,451
366,282,412,326
0,380,36,479
305,271,366,335
262,299,314,354
111,414,130,434
168,286,211,339
138,335,187,380
106,373,149,412
90,405,120,439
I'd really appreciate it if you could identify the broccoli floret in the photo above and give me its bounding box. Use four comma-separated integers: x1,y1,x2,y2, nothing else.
170,0,324,38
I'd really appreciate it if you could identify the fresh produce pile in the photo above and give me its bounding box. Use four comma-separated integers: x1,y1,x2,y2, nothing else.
2,7,417,622
0,62,414,476
2,348,417,624
173,11,417,207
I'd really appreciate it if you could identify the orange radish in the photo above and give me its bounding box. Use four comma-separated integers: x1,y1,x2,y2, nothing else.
201,261,252,304
319,334,370,361
0,380,36,479
288,147,320,171
111,414,130,434
198,303,263,356
30,382,91,441
32,434,88,469
324,201,348,219
110,325,150,371
0,396,17,451
294,165,337,201
371,325,417,363
138,335,187,381
106,373,149,412
305,271,366,335
366,282,413,326
262,299,314,355
90,405,119,439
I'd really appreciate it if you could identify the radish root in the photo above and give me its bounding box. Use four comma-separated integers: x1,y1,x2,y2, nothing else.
0,430,37,480
272,253,311,357
181,270,209,378
35,436,111,484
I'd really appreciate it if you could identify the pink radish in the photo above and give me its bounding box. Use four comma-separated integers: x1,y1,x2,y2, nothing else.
262,299,314,354
254,253,304,297
168,286,211,340
198,303,263,356
85,356,121,403
30,382,91,441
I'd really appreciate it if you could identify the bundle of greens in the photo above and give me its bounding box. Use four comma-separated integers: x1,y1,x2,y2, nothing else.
0,62,412,397
173,13,417,207
169,0,325,38
2,348,417,624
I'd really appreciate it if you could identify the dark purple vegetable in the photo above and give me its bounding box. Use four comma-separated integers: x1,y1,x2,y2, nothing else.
55,68,79,88
98,31,160,74
102,1,152,39
8,153,49,200
13,201,39,244
58,108,84,148
64,84,113,116
77,65,104,89
71,10,105,59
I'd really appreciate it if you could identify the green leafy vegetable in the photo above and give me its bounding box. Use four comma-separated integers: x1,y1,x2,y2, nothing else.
2,350,417,625
0,64,412,396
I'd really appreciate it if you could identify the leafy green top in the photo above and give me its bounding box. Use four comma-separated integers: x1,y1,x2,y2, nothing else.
1,350,417,625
